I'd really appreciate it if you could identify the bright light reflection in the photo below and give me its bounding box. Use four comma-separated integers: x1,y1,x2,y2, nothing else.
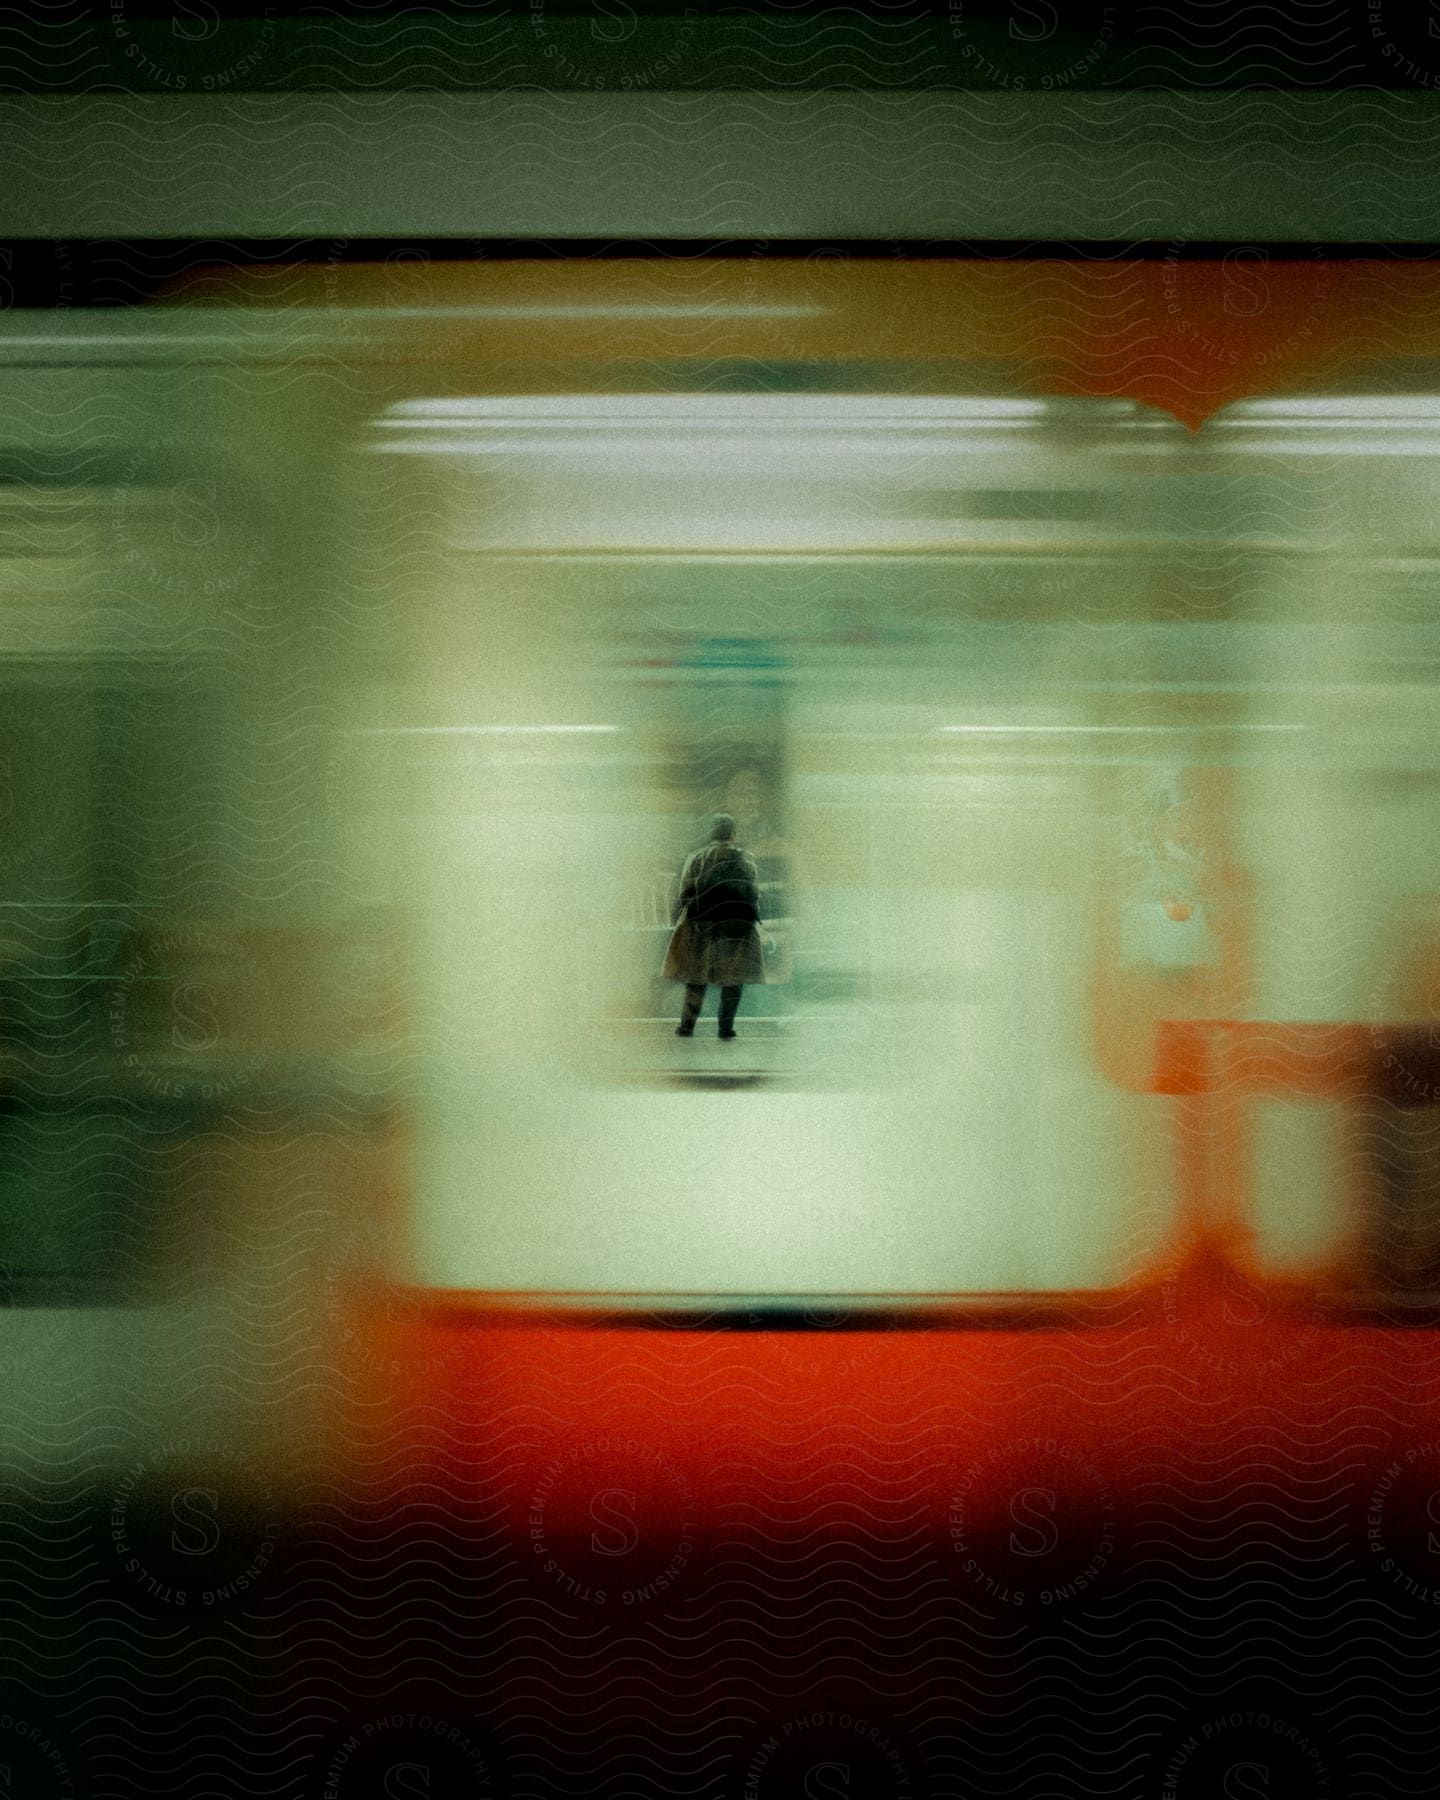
351,725,621,736
937,724,1308,734
386,395,1058,421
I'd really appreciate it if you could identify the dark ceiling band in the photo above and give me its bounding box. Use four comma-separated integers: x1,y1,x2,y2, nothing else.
0,239,1432,309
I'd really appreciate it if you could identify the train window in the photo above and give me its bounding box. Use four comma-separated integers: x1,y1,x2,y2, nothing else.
0,672,204,1302
350,392,1186,1300
0,405,285,1307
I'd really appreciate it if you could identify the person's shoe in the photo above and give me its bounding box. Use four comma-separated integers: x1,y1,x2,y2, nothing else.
675,1024,694,1037
718,1029,737,1040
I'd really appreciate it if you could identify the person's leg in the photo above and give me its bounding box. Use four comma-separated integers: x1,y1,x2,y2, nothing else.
677,984,706,1035
718,984,742,1038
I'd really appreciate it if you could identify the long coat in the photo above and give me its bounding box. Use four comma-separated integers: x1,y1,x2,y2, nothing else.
662,841,766,986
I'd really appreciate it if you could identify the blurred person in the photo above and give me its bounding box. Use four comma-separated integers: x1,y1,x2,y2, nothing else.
664,812,765,1039
721,755,794,984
